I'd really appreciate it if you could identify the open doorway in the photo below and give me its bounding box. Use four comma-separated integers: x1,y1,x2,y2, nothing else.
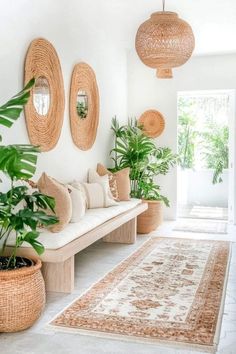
176,90,235,233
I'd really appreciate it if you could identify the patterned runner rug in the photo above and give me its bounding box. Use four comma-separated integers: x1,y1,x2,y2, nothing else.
173,218,228,234
50,238,230,352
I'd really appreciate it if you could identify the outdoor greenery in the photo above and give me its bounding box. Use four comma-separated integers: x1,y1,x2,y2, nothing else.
0,79,58,270
178,97,198,169
201,123,229,184
110,117,177,206
178,95,229,184
77,102,88,119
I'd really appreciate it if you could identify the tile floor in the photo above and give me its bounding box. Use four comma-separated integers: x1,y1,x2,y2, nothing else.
1,222,236,354
178,205,228,220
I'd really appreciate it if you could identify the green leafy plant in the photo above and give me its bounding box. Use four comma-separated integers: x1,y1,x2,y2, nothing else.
110,117,177,206
77,102,88,119
201,123,229,184
178,97,198,169
0,79,58,270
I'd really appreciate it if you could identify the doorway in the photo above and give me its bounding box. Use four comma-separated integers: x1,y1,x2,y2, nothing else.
176,90,235,232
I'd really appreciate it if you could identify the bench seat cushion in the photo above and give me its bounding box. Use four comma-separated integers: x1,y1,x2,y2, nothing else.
7,199,141,250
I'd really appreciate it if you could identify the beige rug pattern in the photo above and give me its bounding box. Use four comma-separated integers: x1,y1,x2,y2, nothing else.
174,218,228,234
51,238,230,351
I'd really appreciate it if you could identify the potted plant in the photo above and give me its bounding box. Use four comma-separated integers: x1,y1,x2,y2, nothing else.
0,79,58,332
110,117,177,233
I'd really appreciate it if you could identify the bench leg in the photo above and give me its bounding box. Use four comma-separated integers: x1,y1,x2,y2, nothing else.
103,217,137,244
41,256,74,293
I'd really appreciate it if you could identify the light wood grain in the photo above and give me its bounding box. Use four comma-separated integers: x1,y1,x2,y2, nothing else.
103,218,137,244
6,203,148,293
6,203,147,263
42,256,74,293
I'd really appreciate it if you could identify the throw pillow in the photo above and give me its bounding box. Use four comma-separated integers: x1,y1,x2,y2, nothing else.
97,163,131,201
38,172,72,232
71,179,117,209
96,164,119,200
67,184,86,223
88,169,114,200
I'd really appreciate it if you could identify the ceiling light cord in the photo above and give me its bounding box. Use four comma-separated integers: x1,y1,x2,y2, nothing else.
162,0,165,12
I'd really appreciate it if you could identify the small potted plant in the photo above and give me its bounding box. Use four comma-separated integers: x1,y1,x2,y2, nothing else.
0,79,58,332
110,117,177,233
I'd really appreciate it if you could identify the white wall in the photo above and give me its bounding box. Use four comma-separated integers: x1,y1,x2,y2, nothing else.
128,52,236,219
178,169,228,208
0,0,128,188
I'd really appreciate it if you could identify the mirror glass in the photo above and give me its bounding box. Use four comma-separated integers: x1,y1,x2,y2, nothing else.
76,90,88,119
33,76,50,116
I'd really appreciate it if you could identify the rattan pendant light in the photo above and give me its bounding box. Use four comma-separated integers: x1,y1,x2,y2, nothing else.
135,0,195,78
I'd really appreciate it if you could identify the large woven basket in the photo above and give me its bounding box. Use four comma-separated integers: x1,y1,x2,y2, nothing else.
137,200,163,234
0,258,45,332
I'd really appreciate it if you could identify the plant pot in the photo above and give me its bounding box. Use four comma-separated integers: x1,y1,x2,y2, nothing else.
0,257,45,332
137,200,163,234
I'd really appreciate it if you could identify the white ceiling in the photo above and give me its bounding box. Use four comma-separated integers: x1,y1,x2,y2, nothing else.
101,0,236,56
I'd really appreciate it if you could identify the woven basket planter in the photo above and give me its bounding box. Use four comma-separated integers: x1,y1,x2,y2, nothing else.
137,200,163,234
0,258,45,332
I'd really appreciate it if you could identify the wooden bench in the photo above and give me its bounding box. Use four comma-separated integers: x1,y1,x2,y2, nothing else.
7,202,147,293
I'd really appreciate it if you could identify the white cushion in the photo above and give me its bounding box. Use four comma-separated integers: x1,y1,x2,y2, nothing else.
7,199,141,250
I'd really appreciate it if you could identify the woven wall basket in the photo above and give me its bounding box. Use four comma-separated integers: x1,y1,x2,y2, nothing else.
0,258,45,332
138,110,165,138
135,11,195,78
24,38,65,151
70,62,99,150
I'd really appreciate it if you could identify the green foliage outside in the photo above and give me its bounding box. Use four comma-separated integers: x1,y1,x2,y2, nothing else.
178,96,229,184
110,117,177,206
0,80,58,270
178,97,198,169
77,102,88,119
201,123,229,184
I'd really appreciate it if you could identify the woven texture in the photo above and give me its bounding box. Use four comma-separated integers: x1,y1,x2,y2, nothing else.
138,110,165,138
24,38,65,151
137,200,163,233
135,11,195,78
70,63,99,150
0,258,45,332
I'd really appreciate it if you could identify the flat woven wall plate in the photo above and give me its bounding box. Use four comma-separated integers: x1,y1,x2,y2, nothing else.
24,38,65,151
138,109,165,138
70,62,99,150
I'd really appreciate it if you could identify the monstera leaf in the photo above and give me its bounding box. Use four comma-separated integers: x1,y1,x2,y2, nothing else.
0,144,39,180
0,78,35,135
0,78,38,180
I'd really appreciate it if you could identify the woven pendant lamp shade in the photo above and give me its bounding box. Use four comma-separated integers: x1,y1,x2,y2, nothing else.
135,11,195,78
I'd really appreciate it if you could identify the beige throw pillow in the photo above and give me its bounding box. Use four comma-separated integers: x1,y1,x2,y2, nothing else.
97,163,131,201
82,183,117,208
38,173,72,232
72,176,117,209
96,164,119,200
67,184,86,223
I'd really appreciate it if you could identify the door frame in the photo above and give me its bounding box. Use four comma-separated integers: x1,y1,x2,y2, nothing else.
177,89,235,224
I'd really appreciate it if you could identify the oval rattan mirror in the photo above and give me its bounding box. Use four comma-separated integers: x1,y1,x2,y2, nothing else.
24,38,65,151
70,62,99,150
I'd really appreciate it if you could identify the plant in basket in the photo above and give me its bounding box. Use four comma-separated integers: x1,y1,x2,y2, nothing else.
110,117,177,233
0,79,58,332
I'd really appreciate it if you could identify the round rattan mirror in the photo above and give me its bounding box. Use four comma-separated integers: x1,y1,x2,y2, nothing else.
70,62,99,150
24,38,65,151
